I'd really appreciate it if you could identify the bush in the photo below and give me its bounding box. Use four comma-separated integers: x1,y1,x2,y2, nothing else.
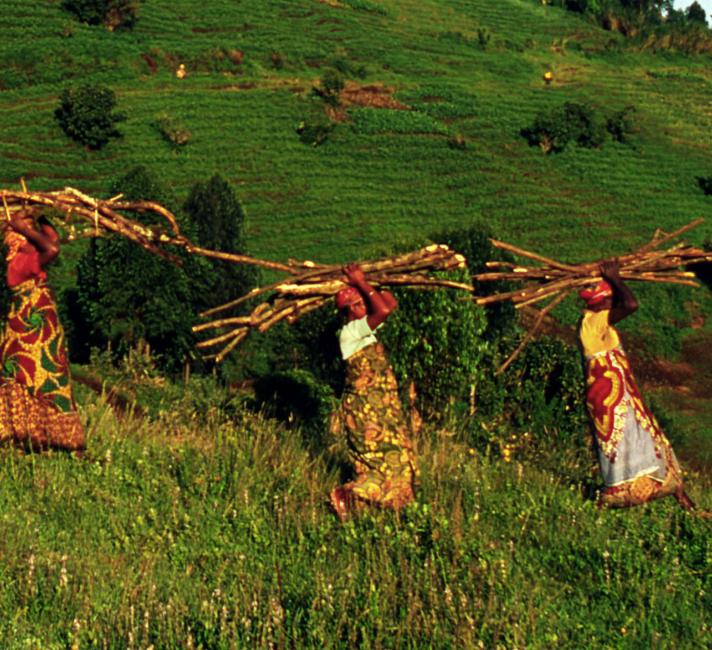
433,223,518,341
686,1,708,26
54,84,125,149
312,70,345,108
521,101,606,153
253,369,338,449
606,105,637,143
374,250,488,422
296,119,333,147
478,337,585,432
62,0,140,31
72,167,199,372
697,175,712,195
154,112,191,147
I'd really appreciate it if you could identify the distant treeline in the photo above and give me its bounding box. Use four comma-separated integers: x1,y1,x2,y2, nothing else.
549,0,712,52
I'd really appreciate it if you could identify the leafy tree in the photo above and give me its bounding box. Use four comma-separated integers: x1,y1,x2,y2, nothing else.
697,175,712,195
686,1,708,25
521,102,607,153
73,167,198,372
606,105,637,143
312,69,345,108
62,0,140,31
433,223,517,341
183,174,257,313
54,84,125,149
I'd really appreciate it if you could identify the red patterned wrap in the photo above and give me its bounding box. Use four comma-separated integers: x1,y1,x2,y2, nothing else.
0,232,85,451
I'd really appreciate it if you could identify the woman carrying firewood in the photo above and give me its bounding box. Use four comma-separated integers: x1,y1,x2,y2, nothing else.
329,263,418,520
0,207,85,453
579,259,694,510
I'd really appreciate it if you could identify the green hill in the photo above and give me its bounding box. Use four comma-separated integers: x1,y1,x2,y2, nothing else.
0,2,711,646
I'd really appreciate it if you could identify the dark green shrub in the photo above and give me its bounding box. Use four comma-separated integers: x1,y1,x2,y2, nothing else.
472,336,587,449
521,101,606,153
253,369,337,448
433,223,518,341
54,84,125,149
183,174,257,314
378,265,488,422
62,0,140,31
447,133,467,150
312,70,345,107
73,167,199,372
477,28,491,49
333,58,367,80
697,175,712,195
606,105,637,143
296,120,334,146
686,1,708,26
270,51,284,69
155,112,191,147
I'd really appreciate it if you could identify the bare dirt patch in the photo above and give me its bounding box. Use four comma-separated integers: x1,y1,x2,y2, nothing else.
339,81,409,110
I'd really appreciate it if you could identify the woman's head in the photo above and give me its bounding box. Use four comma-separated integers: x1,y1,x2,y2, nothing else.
336,285,366,321
579,280,613,310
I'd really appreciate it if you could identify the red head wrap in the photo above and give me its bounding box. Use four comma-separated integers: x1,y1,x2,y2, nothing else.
335,286,361,309
579,280,613,307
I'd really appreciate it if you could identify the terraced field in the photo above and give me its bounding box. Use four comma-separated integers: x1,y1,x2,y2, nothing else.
0,1,709,263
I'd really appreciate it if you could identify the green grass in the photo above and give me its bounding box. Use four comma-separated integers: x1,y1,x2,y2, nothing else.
0,381,709,648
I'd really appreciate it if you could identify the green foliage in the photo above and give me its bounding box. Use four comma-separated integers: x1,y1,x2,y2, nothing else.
253,368,338,449
433,223,518,342
183,174,257,314
551,0,712,50
433,223,586,448
0,380,708,648
312,69,345,108
350,108,449,135
476,336,587,437
72,166,198,372
697,175,712,195
605,105,637,143
54,84,125,149
296,119,334,146
154,111,191,147
521,101,607,153
332,57,368,80
62,0,141,31
686,1,708,26
379,266,488,421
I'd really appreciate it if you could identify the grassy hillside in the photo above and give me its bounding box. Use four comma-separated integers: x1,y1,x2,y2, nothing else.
0,1,710,263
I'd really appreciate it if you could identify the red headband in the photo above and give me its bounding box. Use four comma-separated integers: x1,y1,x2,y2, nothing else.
335,286,361,309
579,280,613,307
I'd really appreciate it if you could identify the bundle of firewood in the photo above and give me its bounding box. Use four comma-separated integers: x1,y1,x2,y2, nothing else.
193,244,470,362
473,218,711,373
0,184,295,272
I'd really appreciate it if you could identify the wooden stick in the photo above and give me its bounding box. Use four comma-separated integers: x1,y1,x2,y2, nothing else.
489,239,581,272
497,289,574,375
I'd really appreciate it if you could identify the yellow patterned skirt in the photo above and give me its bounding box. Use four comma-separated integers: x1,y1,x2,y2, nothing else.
0,279,85,451
331,342,417,513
